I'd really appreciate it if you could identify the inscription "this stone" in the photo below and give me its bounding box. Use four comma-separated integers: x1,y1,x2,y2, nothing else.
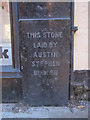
27,32,63,39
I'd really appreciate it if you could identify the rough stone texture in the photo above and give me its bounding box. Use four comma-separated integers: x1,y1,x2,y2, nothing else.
73,71,88,86
18,2,71,19
88,71,90,100
19,20,71,106
88,71,90,89
73,71,88,101
2,78,22,103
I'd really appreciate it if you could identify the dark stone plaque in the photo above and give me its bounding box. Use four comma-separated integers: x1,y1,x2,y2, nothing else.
18,2,71,19
19,20,71,106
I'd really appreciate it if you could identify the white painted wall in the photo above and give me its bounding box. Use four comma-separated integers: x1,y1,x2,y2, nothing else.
74,2,88,70
0,2,12,66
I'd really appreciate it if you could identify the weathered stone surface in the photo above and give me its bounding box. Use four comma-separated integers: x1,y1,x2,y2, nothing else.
88,71,90,100
2,78,22,103
18,2,71,19
19,20,71,106
73,71,88,85
88,71,90,89
73,71,89,101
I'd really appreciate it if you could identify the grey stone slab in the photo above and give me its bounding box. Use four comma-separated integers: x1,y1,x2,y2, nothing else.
2,103,88,118
2,78,22,103
18,2,71,19
19,20,71,106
